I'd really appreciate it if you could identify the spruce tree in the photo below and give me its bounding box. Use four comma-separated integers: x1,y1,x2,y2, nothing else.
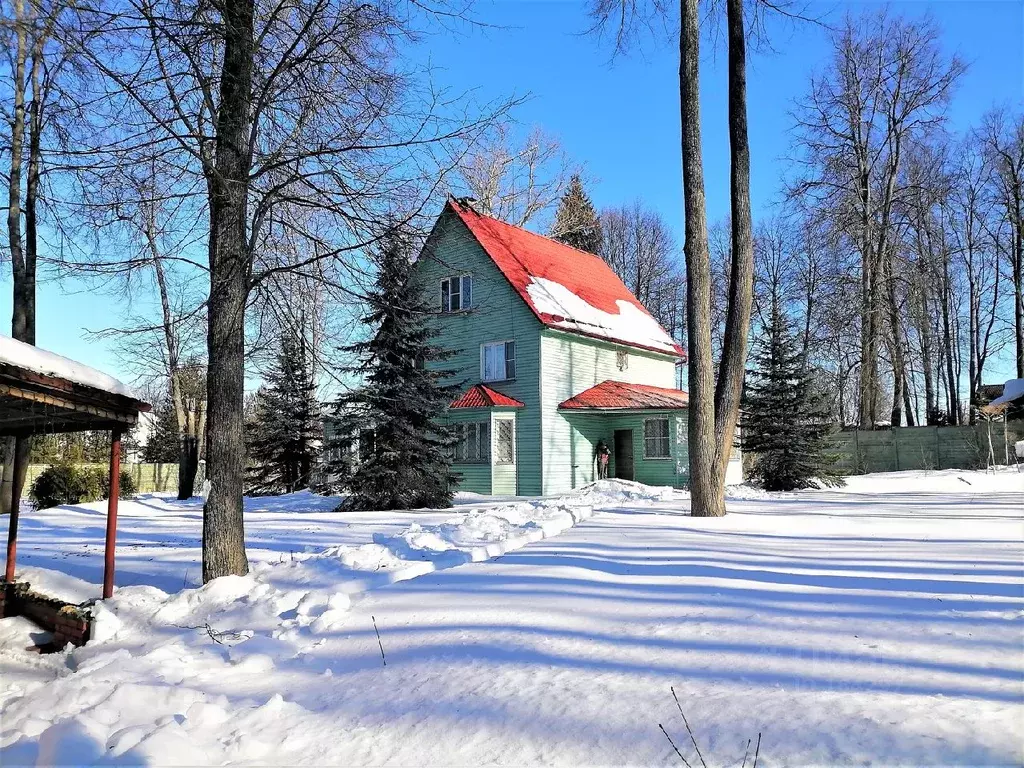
143,400,181,463
741,307,844,491
335,227,460,511
550,174,602,254
246,330,322,494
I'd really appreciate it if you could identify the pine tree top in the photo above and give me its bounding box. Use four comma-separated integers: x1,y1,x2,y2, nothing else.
550,174,602,255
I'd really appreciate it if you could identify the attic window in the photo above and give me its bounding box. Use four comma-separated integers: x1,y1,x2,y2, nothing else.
441,275,472,313
616,350,629,371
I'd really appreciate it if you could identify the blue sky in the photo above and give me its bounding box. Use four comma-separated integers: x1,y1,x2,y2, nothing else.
4,0,1022,385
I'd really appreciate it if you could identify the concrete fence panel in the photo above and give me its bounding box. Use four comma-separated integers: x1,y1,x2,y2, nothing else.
832,422,1024,475
20,463,180,498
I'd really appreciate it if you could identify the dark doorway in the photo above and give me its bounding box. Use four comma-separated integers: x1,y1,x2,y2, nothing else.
613,429,634,481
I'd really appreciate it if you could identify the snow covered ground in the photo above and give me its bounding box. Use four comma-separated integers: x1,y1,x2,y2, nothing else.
1,469,1022,766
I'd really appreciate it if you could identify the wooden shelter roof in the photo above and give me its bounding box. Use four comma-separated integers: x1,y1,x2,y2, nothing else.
0,338,150,437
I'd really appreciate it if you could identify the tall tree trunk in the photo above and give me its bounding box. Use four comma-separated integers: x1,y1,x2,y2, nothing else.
203,0,254,582
2,0,31,518
145,207,199,499
884,247,909,426
916,238,937,423
856,164,879,428
1014,190,1024,378
8,0,27,343
713,0,755,483
679,0,720,518
940,254,960,425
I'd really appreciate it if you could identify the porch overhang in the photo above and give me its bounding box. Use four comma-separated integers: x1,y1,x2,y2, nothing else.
559,380,689,411
450,383,525,409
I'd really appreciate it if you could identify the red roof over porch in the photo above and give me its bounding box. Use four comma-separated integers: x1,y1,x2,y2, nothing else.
559,380,689,410
450,384,525,409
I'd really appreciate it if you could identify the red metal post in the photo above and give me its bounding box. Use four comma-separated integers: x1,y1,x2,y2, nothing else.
103,430,122,600
4,436,27,584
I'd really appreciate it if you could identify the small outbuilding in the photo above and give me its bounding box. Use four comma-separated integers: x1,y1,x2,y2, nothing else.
0,336,150,645
979,378,1024,467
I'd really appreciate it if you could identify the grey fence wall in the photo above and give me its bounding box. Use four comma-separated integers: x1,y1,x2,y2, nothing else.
832,423,1024,475
22,462,180,497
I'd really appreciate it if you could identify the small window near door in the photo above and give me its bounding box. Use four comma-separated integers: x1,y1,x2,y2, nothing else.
481,341,516,382
495,419,515,464
441,275,472,313
452,421,489,463
644,418,671,458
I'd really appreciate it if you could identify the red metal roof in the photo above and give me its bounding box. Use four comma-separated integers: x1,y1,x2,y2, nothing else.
559,380,690,410
445,200,684,358
450,384,525,409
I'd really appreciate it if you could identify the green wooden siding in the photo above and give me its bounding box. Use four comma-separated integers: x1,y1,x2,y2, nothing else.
564,410,689,488
415,209,543,495
538,329,680,494
605,411,689,487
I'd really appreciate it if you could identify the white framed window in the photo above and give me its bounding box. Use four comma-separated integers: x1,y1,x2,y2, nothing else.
441,275,472,313
643,418,671,459
616,350,629,371
494,418,515,465
452,421,489,463
481,340,516,382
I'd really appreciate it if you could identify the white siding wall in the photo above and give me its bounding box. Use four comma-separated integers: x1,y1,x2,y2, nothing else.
538,330,679,494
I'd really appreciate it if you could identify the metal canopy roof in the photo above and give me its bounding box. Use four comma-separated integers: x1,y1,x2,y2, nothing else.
0,362,150,437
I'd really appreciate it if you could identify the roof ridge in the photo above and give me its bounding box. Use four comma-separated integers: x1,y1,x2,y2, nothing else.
449,198,609,263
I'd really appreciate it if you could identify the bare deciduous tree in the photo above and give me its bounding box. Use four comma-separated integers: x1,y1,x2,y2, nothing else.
454,124,576,228
588,0,763,516
791,11,965,428
59,0,512,579
980,108,1024,379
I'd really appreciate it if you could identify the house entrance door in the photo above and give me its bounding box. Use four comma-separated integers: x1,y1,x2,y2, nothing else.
613,429,634,481
491,414,517,495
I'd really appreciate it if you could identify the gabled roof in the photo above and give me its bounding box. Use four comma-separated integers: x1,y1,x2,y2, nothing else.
559,380,689,411
450,384,525,409
444,199,683,357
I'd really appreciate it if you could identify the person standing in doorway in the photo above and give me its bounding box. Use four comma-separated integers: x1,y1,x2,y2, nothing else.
595,440,611,480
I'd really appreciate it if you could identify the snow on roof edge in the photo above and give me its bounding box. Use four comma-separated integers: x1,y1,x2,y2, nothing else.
526,277,681,356
0,335,140,401
987,378,1024,408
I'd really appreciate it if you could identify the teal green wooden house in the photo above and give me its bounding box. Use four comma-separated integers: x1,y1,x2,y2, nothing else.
417,198,739,496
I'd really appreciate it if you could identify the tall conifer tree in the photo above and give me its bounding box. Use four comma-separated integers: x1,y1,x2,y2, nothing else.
247,330,322,494
335,227,460,511
741,308,844,491
550,174,602,254
143,400,182,463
